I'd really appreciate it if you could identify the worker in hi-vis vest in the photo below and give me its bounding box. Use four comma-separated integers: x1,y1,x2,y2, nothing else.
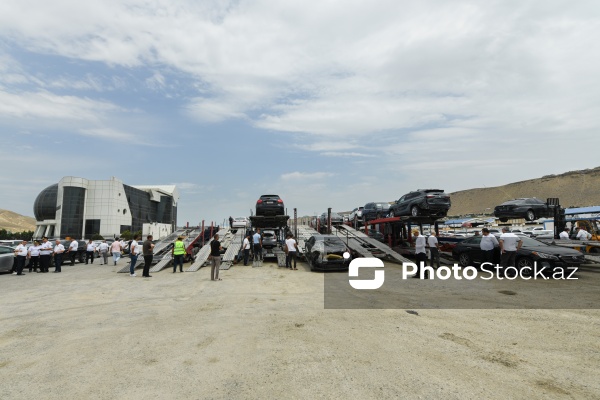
172,236,186,273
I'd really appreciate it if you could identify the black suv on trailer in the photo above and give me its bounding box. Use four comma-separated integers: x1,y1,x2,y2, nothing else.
256,194,285,216
389,189,451,218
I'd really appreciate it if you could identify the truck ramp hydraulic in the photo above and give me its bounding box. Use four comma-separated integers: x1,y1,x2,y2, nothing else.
334,225,412,264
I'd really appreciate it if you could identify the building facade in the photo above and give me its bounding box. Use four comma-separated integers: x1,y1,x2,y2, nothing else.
33,177,179,240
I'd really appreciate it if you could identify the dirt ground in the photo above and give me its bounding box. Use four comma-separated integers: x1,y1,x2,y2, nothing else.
1,259,599,399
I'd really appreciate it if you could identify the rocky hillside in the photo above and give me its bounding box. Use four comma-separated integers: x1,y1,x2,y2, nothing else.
0,209,36,232
449,166,600,216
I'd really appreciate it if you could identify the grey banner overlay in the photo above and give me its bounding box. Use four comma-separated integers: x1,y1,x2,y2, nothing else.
324,263,600,309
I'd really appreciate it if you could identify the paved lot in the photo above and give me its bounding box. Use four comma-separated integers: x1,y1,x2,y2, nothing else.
1,259,599,399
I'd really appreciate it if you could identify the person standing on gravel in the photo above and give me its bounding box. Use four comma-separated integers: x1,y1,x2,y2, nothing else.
499,227,522,277
480,228,499,265
285,233,298,270
413,229,428,278
67,238,79,266
13,240,29,275
28,240,41,273
142,235,154,278
252,228,262,264
242,234,251,266
39,237,52,273
427,231,441,269
172,236,186,273
129,235,140,277
53,239,65,273
85,239,96,264
110,239,122,266
97,239,109,265
210,234,223,281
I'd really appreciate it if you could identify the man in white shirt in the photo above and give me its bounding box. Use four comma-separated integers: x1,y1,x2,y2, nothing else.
241,234,251,266
13,240,29,275
39,237,53,273
427,231,441,269
85,239,96,264
285,233,299,270
413,229,428,278
480,228,500,265
53,239,65,273
67,239,79,265
97,240,109,265
559,228,570,240
499,227,522,277
129,235,140,277
28,240,42,272
576,227,592,241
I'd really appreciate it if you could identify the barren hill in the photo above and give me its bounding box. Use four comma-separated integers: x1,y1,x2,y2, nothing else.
0,209,36,232
449,166,600,216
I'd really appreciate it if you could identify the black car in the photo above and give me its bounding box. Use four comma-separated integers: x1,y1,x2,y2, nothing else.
389,189,451,218
261,230,278,249
304,234,351,271
362,202,391,223
494,198,552,222
256,194,285,216
452,235,585,272
318,212,344,228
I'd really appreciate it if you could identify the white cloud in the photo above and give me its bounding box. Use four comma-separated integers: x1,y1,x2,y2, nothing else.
280,171,335,181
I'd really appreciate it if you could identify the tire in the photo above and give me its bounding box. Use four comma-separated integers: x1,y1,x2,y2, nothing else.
526,210,536,221
458,253,471,267
516,257,533,271
411,206,420,217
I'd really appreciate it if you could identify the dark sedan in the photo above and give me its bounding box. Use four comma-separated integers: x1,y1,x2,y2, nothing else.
452,235,585,273
494,198,552,222
362,202,391,223
305,235,351,271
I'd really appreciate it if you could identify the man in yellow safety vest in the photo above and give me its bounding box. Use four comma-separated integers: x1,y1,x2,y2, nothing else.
172,236,186,273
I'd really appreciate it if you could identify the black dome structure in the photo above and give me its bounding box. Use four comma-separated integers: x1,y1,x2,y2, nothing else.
33,184,58,221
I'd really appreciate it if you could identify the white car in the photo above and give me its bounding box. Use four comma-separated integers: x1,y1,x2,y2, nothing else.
231,217,249,228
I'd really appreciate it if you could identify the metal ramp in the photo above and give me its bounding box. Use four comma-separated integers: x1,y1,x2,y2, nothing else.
187,228,229,272
150,254,172,272
335,225,412,264
221,230,244,269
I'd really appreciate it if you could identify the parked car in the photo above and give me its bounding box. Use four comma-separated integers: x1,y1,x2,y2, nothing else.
494,198,552,222
261,230,278,249
389,189,451,218
452,235,585,273
362,202,391,224
0,245,17,273
231,217,249,228
349,207,364,224
318,212,344,228
304,235,351,271
255,194,285,216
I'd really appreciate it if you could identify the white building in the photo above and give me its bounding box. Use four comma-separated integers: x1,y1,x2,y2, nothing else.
33,176,179,240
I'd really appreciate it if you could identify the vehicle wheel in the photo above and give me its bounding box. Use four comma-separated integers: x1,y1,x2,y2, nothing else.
526,210,536,221
458,253,471,267
411,206,420,217
389,210,395,218
517,257,534,273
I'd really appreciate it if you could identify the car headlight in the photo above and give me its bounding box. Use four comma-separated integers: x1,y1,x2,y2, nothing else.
532,252,559,260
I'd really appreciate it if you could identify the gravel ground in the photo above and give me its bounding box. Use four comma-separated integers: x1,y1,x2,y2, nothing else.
1,259,599,399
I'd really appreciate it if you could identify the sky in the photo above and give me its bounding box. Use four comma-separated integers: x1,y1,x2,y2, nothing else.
1,0,599,226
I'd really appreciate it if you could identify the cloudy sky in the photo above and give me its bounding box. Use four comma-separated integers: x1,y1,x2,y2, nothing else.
1,0,599,225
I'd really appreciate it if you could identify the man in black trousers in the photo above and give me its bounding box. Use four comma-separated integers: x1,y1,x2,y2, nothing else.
142,235,154,278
